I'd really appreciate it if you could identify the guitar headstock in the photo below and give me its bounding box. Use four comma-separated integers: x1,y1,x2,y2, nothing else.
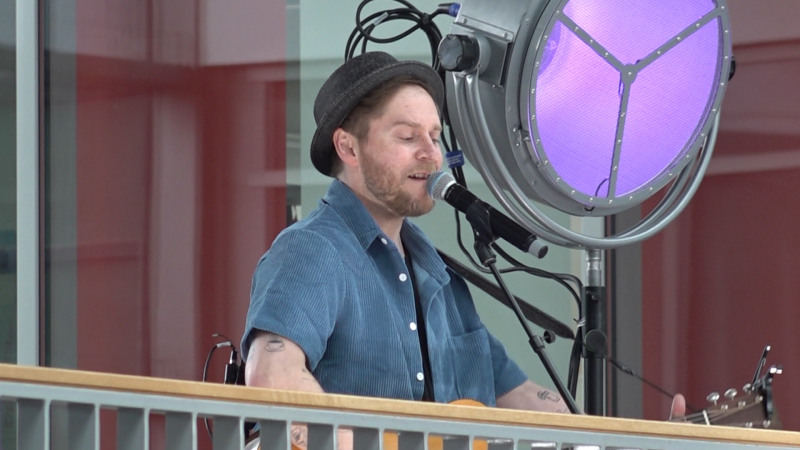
679,364,782,429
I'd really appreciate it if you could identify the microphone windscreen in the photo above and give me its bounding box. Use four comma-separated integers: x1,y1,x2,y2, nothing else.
426,171,455,201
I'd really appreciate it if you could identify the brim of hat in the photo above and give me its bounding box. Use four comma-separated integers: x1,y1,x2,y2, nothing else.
310,60,444,177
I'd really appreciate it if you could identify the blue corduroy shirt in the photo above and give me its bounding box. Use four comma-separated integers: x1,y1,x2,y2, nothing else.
241,179,527,406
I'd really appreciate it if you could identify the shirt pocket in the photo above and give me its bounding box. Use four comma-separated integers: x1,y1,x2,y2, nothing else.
445,327,495,405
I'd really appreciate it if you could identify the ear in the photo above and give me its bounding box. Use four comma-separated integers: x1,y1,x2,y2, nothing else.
332,128,359,168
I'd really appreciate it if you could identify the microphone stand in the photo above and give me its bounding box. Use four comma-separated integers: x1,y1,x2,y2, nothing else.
465,204,581,414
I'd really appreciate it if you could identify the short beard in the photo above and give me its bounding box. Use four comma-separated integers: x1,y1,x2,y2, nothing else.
361,151,435,218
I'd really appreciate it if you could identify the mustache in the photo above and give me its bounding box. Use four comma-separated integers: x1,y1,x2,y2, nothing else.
406,165,438,176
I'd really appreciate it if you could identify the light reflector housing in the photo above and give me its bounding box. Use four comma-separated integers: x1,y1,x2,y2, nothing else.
444,0,733,247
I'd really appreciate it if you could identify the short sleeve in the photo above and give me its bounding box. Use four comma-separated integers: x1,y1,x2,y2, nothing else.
241,228,345,370
487,330,528,398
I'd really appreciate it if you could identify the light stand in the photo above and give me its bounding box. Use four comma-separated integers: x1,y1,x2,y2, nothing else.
583,249,607,415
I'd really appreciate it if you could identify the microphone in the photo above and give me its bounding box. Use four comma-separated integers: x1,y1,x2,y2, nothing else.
426,171,548,259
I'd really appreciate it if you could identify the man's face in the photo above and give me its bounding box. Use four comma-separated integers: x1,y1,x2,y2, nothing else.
356,84,443,219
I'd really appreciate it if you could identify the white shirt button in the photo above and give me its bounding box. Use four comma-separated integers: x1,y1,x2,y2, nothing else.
399,273,408,282
409,322,417,331
416,372,424,381
380,237,388,245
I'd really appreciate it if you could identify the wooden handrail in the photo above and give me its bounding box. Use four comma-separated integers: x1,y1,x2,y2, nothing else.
0,363,798,447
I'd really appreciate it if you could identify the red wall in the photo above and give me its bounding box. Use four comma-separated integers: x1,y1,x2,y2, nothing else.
69,2,287,447
642,40,800,431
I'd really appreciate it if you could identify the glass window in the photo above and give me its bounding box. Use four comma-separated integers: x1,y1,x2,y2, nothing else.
41,0,577,400
43,0,292,380
0,1,16,447
0,0,16,366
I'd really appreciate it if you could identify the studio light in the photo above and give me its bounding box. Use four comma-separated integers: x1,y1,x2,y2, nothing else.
441,0,734,249
438,0,734,416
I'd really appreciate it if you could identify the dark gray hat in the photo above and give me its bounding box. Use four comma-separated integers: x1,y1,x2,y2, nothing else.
310,52,445,177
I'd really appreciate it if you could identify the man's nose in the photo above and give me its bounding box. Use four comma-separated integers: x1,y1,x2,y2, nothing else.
419,136,441,160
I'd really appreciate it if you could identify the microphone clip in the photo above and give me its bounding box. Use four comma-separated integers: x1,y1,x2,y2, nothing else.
465,202,497,266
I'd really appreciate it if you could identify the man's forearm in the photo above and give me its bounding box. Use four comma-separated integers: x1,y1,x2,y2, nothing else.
496,380,571,413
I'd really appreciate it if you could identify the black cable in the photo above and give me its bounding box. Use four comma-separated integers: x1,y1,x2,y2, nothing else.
484,253,580,414
202,343,219,439
203,335,234,439
567,327,583,397
346,0,449,65
455,209,684,404
491,244,584,398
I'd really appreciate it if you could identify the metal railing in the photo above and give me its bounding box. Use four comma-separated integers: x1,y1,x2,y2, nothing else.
0,364,798,450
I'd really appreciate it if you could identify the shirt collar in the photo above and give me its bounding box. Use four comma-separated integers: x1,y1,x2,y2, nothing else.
321,179,384,251
322,179,450,285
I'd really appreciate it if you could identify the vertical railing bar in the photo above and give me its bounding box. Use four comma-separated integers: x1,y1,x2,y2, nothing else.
44,399,51,450
143,407,151,450
94,404,100,450
192,411,199,450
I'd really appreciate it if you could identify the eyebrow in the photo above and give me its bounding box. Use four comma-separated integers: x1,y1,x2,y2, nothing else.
391,120,442,133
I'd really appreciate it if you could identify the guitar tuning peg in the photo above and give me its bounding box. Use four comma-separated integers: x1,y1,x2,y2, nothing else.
706,392,720,405
742,383,752,393
724,388,737,400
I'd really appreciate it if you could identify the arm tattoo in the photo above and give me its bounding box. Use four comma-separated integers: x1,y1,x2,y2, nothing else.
264,334,286,352
537,390,562,403
291,426,308,448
